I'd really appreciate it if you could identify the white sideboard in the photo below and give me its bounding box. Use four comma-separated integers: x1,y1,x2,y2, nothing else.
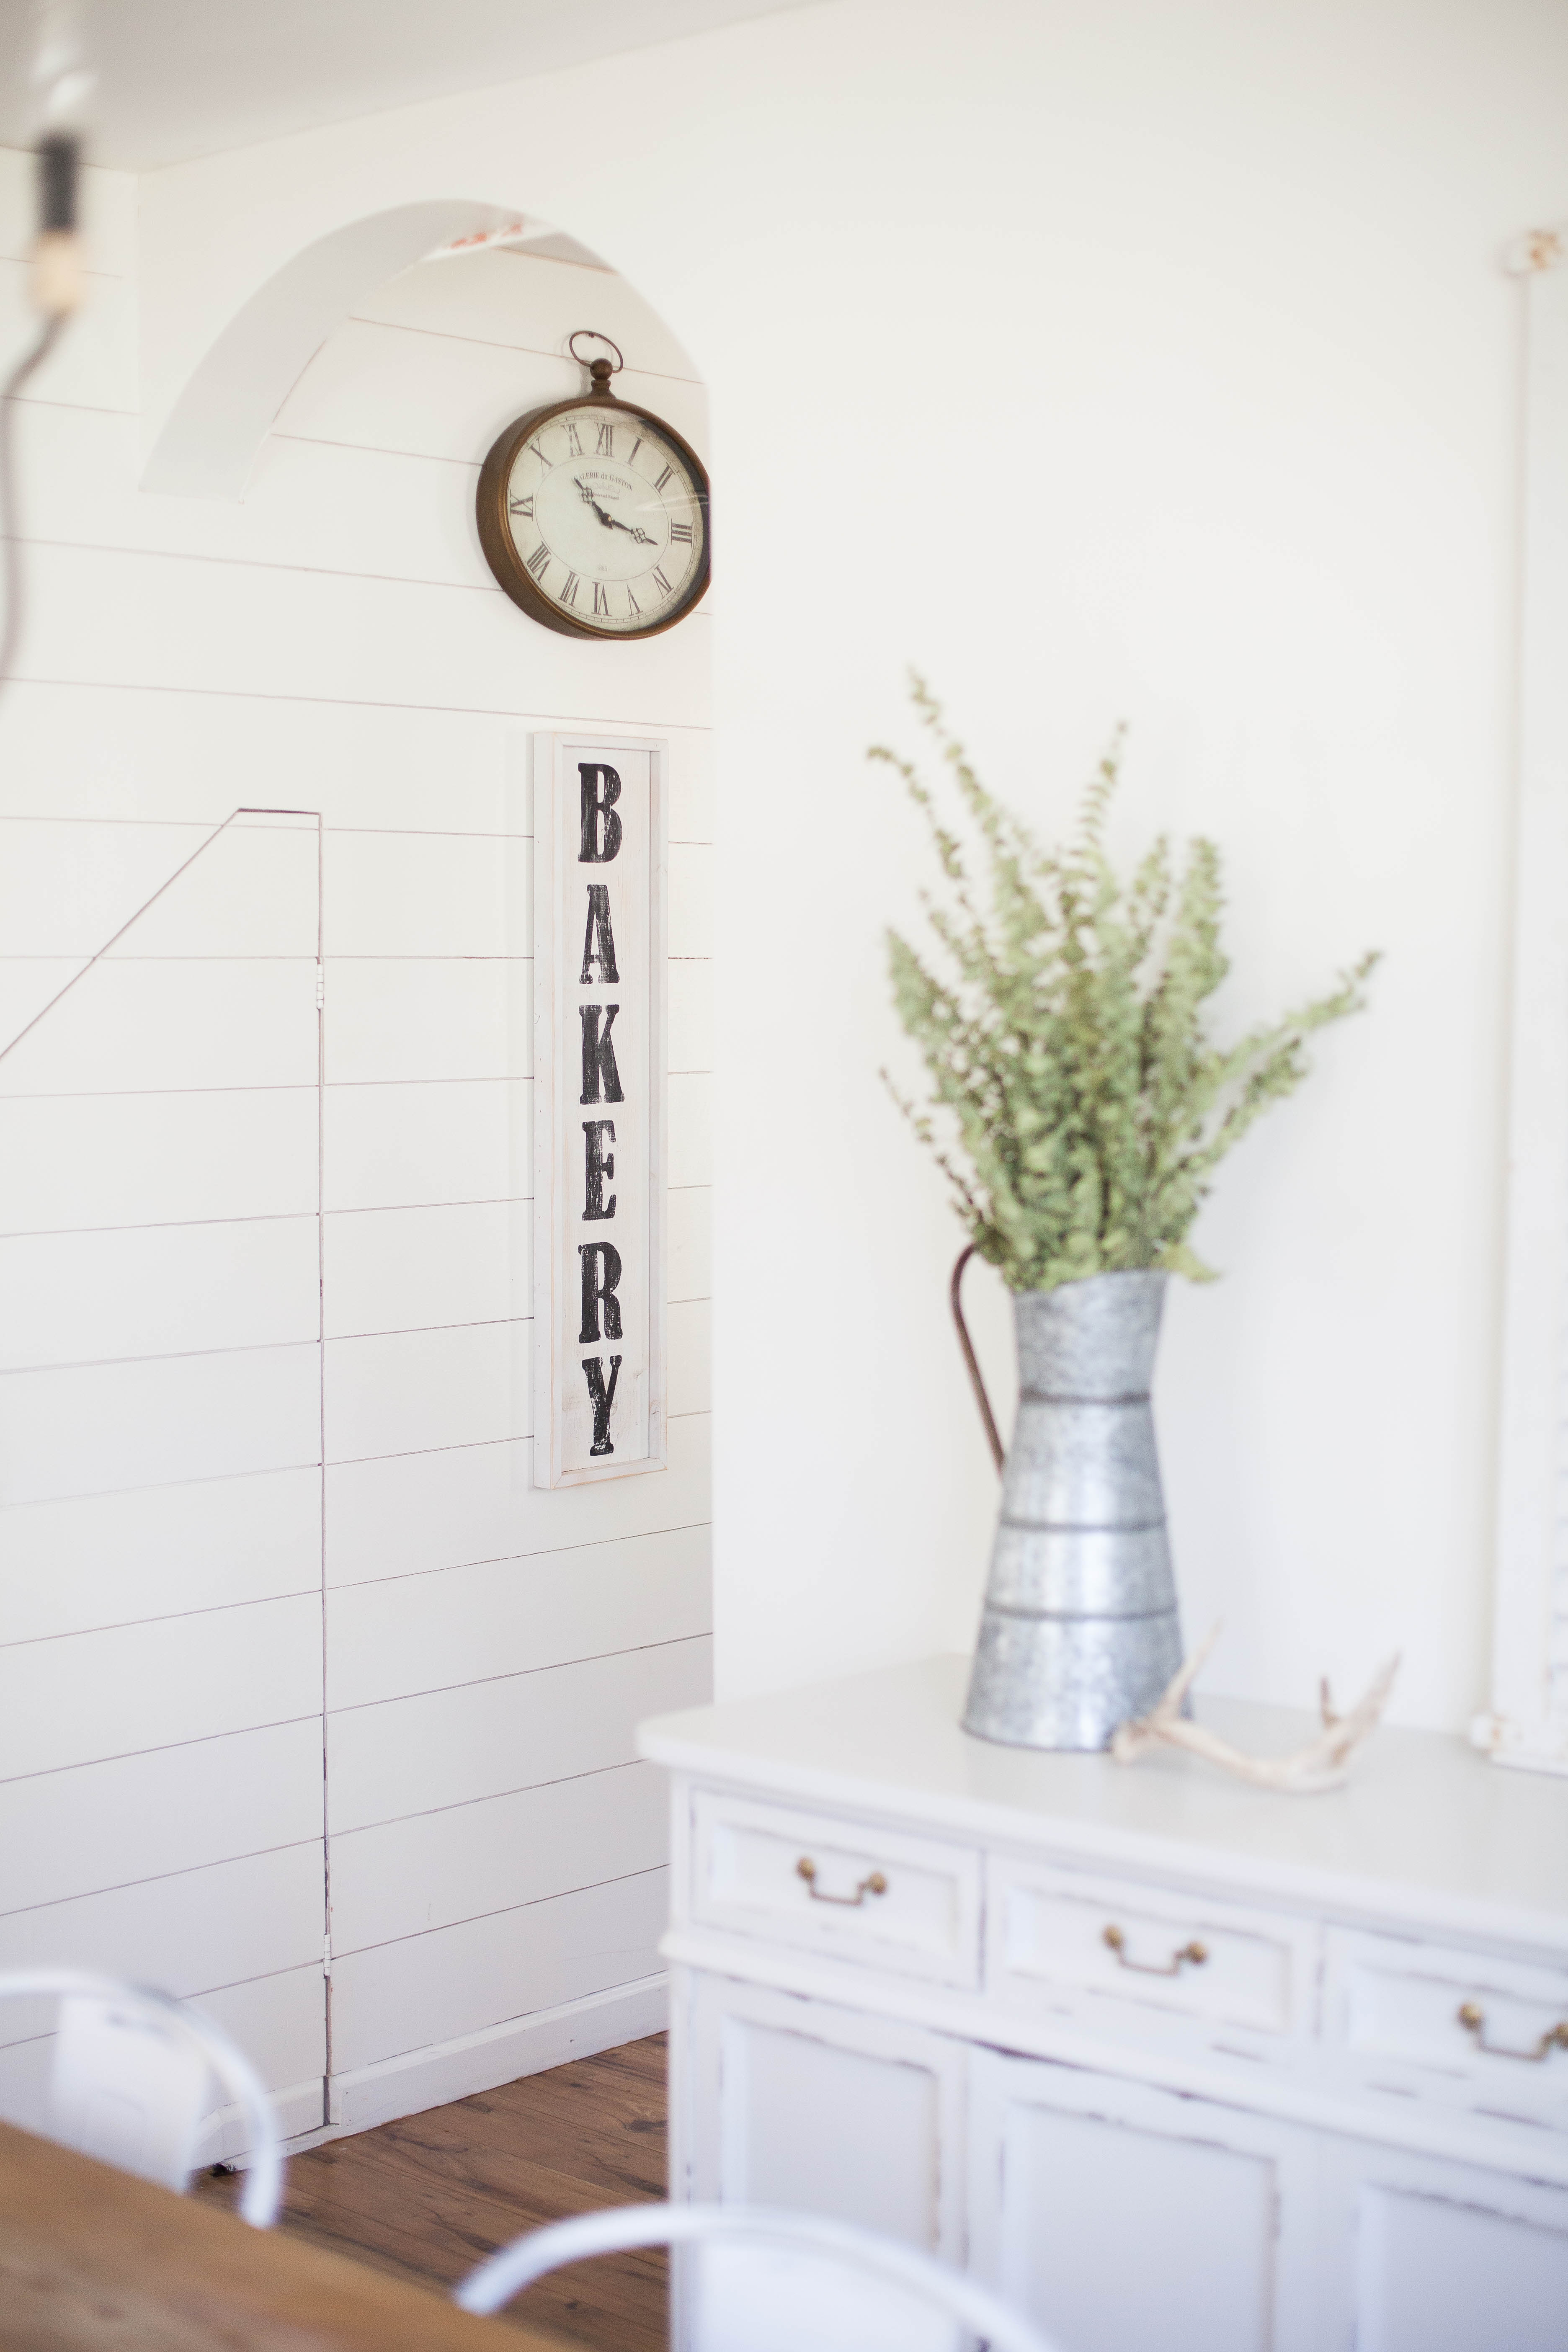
640,1654,1568,2352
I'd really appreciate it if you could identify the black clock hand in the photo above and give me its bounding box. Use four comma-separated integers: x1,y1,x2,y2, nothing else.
575,476,661,547
574,477,617,528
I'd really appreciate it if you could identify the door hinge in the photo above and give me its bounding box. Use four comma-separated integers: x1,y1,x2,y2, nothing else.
315,964,326,1009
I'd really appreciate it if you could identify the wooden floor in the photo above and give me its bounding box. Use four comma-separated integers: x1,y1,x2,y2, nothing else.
196,2035,668,2352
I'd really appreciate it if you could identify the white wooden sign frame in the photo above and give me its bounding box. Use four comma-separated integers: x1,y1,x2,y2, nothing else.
532,730,668,1488
1477,227,1568,1773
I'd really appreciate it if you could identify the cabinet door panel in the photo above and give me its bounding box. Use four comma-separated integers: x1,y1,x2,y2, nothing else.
688,1973,964,2256
969,2048,1315,2352
1320,2139,1568,2352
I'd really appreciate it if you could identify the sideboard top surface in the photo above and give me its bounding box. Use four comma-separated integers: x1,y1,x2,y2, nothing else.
639,1653,1568,1950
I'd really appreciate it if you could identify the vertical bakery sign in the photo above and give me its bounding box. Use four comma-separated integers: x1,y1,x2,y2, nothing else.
534,733,667,1486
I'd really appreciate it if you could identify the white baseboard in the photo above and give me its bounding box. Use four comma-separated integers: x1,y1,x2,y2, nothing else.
327,1973,669,2135
208,1976,669,2171
193,2075,325,2170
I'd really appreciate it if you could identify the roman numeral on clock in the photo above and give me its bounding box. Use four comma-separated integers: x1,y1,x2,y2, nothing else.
652,567,673,596
562,572,580,605
565,422,585,456
669,521,693,543
524,543,549,578
509,495,535,518
596,422,614,456
654,465,674,492
625,585,640,617
592,583,610,616
527,441,552,469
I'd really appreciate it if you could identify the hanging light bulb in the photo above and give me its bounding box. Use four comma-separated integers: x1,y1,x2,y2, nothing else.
0,1,93,690
28,0,93,319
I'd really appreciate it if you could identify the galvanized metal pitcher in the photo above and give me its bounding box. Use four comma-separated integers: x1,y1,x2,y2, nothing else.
955,1261,1184,1751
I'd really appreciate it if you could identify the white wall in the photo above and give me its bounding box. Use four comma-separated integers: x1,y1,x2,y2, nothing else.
4,6,1562,2047
126,0,1567,1736
0,167,712,2141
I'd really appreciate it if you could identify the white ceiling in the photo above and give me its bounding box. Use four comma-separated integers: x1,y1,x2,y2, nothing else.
0,0,810,171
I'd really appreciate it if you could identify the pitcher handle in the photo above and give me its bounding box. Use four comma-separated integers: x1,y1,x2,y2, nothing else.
950,1244,1004,1475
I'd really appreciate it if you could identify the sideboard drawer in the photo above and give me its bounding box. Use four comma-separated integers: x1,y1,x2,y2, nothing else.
1326,1928,1568,2124
690,1790,982,1986
988,1857,1312,2041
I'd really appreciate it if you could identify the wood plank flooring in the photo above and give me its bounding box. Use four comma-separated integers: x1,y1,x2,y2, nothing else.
196,2035,668,2352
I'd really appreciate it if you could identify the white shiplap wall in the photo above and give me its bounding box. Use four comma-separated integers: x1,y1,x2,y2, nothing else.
0,157,712,2151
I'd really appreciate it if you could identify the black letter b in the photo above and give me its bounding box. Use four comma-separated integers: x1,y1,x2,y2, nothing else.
579,764,623,863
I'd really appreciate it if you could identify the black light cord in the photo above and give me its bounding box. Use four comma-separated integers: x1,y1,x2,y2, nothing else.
0,127,82,698
0,310,65,697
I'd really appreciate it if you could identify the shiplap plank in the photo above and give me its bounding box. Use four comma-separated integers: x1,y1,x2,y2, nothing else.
668,1073,712,1188
101,819,320,959
0,1720,325,1916
0,685,712,841
0,818,214,956
324,1411,710,1589
0,959,88,1051
0,958,319,1096
196,1964,325,2109
667,1188,712,1305
355,248,699,383
0,257,136,411
324,1200,530,1340
328,1868,667,2076
326,1522,710,1707
277,327,707,474
0,1963,325,2142
0,1594,323,1780
328,1760,666,1954
328,1637,712,1834
325,958,532,1087
0,1844,325,2046
324,1320,528,1463
0,1215,319,1371
322,833,531,959
0,1343,321,1507
5,542,713,725
668,958,713,1073
668,843,713,958
0,1087,319,1235
9,405,488,591
323,1077,530,1212
0,1466,322,1645
667,1298,712,1417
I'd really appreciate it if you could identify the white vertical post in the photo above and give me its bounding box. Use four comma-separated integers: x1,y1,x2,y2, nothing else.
1480,229,1568,1772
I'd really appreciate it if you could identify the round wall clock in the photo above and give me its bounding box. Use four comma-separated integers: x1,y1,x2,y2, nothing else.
476,333,710,641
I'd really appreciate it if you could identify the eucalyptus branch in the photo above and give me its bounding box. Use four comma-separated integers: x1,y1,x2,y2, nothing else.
879,679,1378,1292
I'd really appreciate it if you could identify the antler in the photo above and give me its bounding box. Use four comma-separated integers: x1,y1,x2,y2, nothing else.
1111,1624,1400,1794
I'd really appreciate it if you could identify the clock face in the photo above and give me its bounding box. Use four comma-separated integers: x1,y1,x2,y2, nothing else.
481,398,709,639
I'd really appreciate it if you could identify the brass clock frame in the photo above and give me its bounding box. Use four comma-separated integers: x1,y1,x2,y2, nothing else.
476,358,712,642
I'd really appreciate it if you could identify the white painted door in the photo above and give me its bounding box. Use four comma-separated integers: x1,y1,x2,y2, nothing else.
686,1973,965,2258
0,810,329,2156
1316,2135,1568,2352
967,2046,1317,2352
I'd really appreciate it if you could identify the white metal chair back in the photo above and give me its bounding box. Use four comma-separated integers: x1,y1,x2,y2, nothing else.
455,2199,1068,2352
0,1967,284,2226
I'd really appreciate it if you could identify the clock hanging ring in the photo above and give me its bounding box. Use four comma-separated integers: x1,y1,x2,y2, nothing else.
477,330,711,642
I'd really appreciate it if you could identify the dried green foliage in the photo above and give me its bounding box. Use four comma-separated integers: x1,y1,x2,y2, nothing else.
874,678,1378,1293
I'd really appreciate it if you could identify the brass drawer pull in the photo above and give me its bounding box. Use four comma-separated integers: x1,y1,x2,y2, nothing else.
1103,1924,1208,1977
796,1857,888,1908
1457,2002,1568,2063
